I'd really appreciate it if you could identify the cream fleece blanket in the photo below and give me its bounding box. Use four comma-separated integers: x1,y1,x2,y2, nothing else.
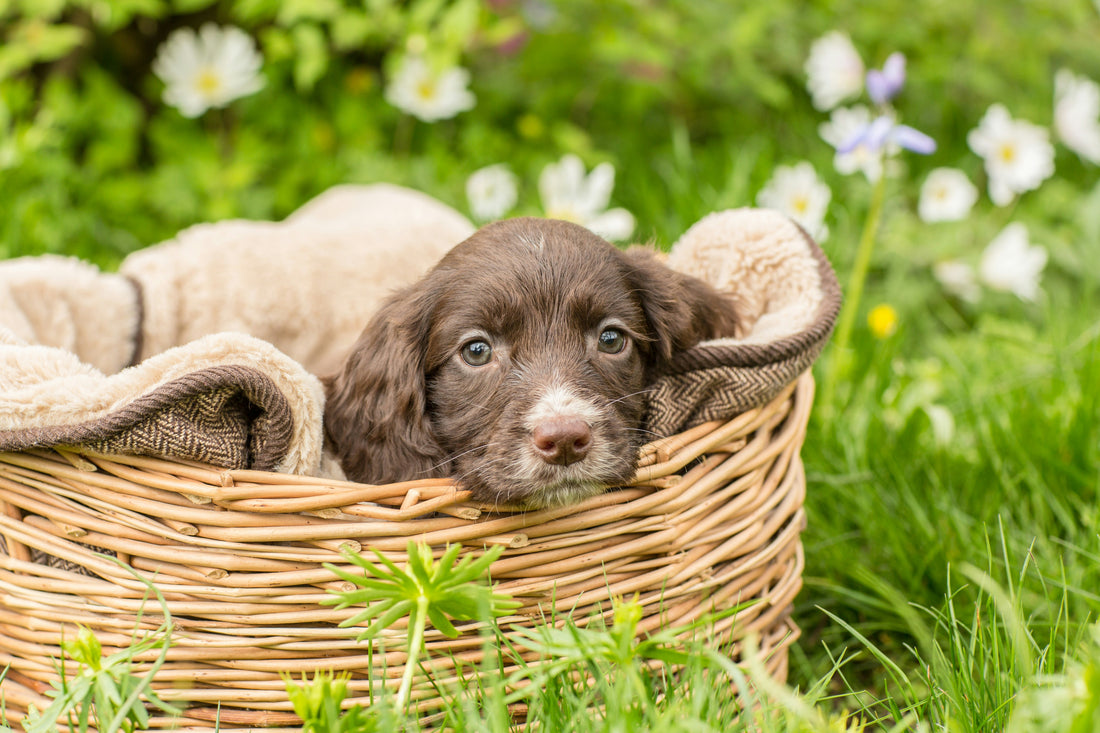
0,184,474,474
0,185,838,476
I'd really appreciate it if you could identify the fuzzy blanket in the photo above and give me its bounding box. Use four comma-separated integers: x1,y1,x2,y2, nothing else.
0,185,838,477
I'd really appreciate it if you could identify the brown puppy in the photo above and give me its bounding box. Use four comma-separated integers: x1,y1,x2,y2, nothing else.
323,218,738,507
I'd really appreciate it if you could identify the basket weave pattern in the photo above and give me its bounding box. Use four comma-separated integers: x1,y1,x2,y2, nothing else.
0,374,813,730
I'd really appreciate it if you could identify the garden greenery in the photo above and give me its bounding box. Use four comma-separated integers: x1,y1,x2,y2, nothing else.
2,0,1100,730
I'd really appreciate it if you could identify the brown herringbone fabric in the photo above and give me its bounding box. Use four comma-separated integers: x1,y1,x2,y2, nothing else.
0,365,293,471
643,227,841,436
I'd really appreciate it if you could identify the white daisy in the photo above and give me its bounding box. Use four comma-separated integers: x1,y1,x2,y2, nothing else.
819,105,884,181
933,260,980,302
756,162,831,242
1054,69,1100,164
385,56,475,122
804,31,865,112
538,154,635,240
918,168,979,222
979,223,1047,302
967,104,1055,206
466,164,519,222
152,24,265,118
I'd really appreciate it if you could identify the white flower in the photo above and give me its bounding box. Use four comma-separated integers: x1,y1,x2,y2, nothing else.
967,104,1055,206
538,154,635,240
933,260,980,302
385,56,475,122
819,105,884,181
919,168,978,222
466,164,518,221
152,24,264,118
979,223,1047,302
804,31,865,111
756,162,831,242
1054,69,1100,164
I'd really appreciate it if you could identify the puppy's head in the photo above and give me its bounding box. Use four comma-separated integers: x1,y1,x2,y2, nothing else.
324,218,738,507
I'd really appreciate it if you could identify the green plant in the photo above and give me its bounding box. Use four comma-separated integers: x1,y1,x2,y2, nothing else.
322,542,519,712
285,670,394,733
23,560,180,733
1007,621,1100,733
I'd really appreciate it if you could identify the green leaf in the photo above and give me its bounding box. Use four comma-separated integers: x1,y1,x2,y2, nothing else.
427,605,460,638
258,26,294,63
356,601,415,640
0,20,87,79
438,0,481,51
433,543,464,581
97,674,122,706
291,23,329,91
231,0,281,23
172,0,219,11
276,0,342,24
407,0,448,32
407,543,435,589
15,0,65,19
330,10,374,51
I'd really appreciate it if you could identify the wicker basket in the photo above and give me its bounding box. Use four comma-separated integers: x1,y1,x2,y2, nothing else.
0,373,813,730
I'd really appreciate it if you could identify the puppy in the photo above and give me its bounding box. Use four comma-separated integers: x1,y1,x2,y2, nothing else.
323,218,738,507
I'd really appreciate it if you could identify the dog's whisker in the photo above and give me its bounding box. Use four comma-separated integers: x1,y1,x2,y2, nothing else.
606,388,655,407
428,442,502,472
451,456,512,486
623,427,662,438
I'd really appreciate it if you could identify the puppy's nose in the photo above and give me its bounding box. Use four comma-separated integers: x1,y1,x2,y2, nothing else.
532,418,593,466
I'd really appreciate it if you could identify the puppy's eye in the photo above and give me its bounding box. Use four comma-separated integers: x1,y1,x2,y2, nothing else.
597,328,628,354
460,339,493,366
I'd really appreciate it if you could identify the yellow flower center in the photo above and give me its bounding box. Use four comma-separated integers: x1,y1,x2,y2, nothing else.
791,195,809,215
417,79,437,100
998,143,1016,163
195,68,222,96
868,304,899,339
547,207,581,224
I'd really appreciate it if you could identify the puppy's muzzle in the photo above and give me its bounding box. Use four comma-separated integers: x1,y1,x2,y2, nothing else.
531,417,593,466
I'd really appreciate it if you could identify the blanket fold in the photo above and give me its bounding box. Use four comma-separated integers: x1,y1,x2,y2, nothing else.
645,209,841,435
0,330,324,473
0,187,839,476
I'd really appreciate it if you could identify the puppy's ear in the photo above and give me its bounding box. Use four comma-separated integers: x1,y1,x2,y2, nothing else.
621,247,740,366
322,285,444,484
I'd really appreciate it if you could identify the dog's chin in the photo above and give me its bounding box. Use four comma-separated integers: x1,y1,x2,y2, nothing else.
456,455,635,509
521,480,607,509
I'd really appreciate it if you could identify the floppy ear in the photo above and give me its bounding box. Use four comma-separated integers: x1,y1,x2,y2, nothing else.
621,247,740,367
322,285,445,484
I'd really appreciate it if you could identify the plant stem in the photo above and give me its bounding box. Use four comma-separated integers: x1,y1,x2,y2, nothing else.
820,169,888,416
395,595,429,713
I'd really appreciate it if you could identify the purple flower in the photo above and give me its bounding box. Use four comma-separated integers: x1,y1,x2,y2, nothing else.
838,114,936,155
866,52,906,105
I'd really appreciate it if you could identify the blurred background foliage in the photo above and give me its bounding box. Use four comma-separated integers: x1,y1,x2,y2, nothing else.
1,0,1097,267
